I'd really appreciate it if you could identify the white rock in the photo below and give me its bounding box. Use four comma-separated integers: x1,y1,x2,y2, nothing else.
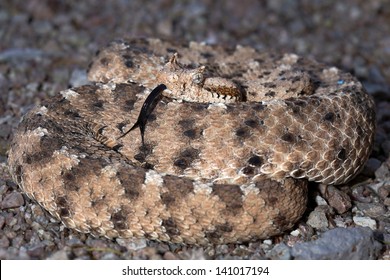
353,216,377,230
290,229,300,237
315,195,328,206
263,239,273,245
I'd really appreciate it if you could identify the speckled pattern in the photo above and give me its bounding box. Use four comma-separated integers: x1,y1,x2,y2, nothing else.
7,38,375,245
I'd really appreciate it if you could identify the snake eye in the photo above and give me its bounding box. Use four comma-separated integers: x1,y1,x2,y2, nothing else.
192,66,206,85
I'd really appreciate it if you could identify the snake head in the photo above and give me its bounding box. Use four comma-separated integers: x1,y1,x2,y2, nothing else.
159,53,242,103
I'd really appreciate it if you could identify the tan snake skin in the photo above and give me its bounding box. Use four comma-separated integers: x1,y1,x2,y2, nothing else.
8,38,376,245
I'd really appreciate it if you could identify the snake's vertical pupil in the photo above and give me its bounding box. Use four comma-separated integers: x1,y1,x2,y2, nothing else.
192,66,206,85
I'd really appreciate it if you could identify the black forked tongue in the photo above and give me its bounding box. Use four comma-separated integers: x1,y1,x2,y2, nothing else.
118,84,167,146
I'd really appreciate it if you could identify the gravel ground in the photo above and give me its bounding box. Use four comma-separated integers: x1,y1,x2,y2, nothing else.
0,0,389,260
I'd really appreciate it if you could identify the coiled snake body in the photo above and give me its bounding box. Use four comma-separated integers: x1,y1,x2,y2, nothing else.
8,38,376,245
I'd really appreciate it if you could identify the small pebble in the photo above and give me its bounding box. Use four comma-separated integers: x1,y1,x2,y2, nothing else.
353,216,377,230
1,192,24,209
352,185,373,203
72,246,87,258
132,247,161,260
7,217,18,227
319,185,351,214
291,227,382,260
0,184,8,196
65,237,83,247
31,205,49,227
101,253,120,260
356,202,386,218
263,239,273,245
290,229,300,237
0,248,8,259
116,238,147,251
85,237,106,247
30,221,43,231
378,185,390,199
315,195,328,206
0,236,10,248
375,161,390,181
297,224,315,240
163,251,178,260
215,244,229,254
333,216,348,228
307,206,329,229
47,249,69,260
5,230,17,239
368,182,385,193
12,235,24,248
266,243,291,260
27,244,45,258
260,242,272,251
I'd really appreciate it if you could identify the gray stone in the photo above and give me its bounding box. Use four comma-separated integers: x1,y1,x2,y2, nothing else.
356,202,387,218
7,216,17,227
322,185,351,214
291,227,382,260
306,206,329,229
0,184,8,196
101,253,120,260
315,195,328,206
0,248,9,260
65,237,83,247
47,249,69,260
266,243,291,260
72,246,88,258
116,237,147,251
375,161,390,181
352,185,373,203
27,244,45,258
1,192,24,209
0,236,10,248
378,184,390,200
11,235,24,248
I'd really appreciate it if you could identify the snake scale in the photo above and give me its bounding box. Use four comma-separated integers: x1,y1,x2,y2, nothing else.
8,38,376,245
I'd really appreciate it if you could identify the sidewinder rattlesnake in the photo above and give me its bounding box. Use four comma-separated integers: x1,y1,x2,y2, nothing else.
8,38,376,245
